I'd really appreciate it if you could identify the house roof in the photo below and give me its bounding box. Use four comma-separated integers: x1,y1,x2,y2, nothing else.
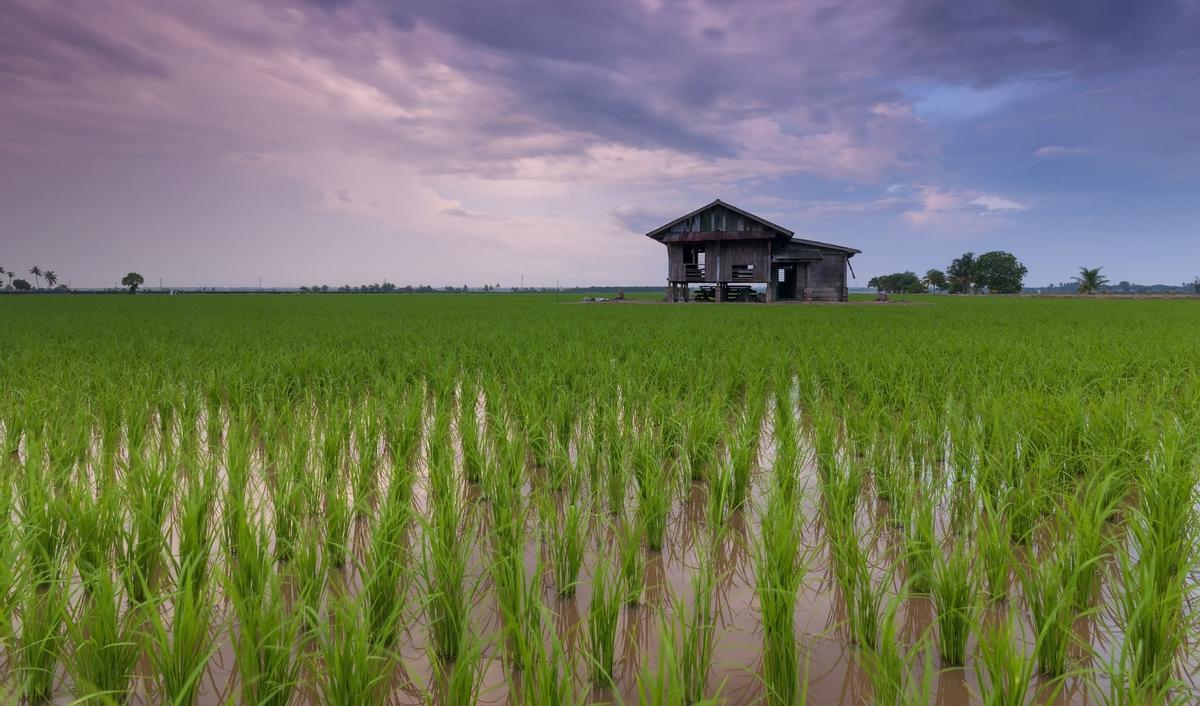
645,199,860,255
787,237,861,256
645,199,793,238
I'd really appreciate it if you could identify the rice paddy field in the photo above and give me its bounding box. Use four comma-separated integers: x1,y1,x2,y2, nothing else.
1,293,1198,705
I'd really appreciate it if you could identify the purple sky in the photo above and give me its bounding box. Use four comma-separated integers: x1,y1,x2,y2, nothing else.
2,0,1199,288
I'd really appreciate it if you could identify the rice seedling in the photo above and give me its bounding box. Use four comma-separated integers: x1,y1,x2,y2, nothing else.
227,562,302,706
322,474,351,569
976,499,1011,603
14,580,68,703
426,625,490,706
635,435,673,552
678,546,719,704
861,590,935,706
290,521,327,632
755,489,808,706
513,605,585,706
150,554,216,706
420,476,473,662
727,408,759,510
975,607,1048,706
585,557,621,684
313,590,392,706
618,509,647,605
930,538,973,667
65,570,144,705
361,495,411,649
903,492,936,595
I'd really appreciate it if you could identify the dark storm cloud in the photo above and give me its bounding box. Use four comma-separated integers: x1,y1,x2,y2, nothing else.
294,0,1196,165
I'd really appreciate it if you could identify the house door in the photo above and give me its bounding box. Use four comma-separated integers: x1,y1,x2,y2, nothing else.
777,265,797,299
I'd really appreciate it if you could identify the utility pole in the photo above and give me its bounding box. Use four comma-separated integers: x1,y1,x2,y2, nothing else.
258,276,263,290
520,273,524,291
556,281,559,304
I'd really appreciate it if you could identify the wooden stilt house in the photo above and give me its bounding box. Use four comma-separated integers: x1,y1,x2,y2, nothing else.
645,199,860,302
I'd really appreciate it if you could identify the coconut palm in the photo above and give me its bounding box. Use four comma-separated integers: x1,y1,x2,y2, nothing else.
44,271,58,288
29,265,42,289
1073,267,1108,295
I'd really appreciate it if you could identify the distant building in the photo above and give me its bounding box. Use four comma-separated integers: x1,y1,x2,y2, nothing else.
644,199,860,302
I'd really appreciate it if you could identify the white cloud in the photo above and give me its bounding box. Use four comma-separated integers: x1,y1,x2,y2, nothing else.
902,185,1028,231
1033,145,1094,158
971,194,1026,212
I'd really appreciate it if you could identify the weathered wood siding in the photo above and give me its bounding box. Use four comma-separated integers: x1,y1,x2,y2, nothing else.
711,240,772,282
667,204,770,234
807,251,847,301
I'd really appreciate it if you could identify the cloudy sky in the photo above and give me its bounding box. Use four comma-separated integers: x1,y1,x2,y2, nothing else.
2,0,1198,288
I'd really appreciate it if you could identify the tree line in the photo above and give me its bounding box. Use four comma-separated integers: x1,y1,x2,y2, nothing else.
0,264,67,291
869,251,1028,294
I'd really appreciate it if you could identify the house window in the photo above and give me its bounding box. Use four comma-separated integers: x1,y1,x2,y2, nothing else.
733,263,755,281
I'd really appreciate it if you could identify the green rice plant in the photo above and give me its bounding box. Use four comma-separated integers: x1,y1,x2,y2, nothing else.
290,522,327,632
755,489,808,706
685,401,723,482
1110,536,1190,697
459,378,487,485
679,548,718,703
313,590,391,706
121,446,174,603
1020,541,1075,677
70,481,122,589
0,486,18,643
930,539,973,667
420,482,472,661
634,609,711,706
843,540,886,650
351,402,382,515
705,459,734,529
511,603,584,706
1106,424,1197,696
727,409,758,510
544,492,588,596
228,514,273,613
976,500,1011,603
1066,474,1118,614
861,590,934,706
361,493,411,649
618,509,647,605
426,625,489,706
975,608,1048,706
16,445,68,587
491,538,539,671
66,570,143,705
323,475,351,569
903,493,936,595
175,462,214,603
635,437,673,552
605,439,629,515
227,563,302,706
585,557,621,684
150,554,216,706
15,581,67,703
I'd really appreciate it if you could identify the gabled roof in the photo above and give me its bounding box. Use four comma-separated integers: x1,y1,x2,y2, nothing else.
788,237,861,256
644,199,861,256
645,199,794,238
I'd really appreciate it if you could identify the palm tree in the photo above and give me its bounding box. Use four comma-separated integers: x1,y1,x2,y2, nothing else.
1073,267,1108,295
44,270,58,288
29,265,42,289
